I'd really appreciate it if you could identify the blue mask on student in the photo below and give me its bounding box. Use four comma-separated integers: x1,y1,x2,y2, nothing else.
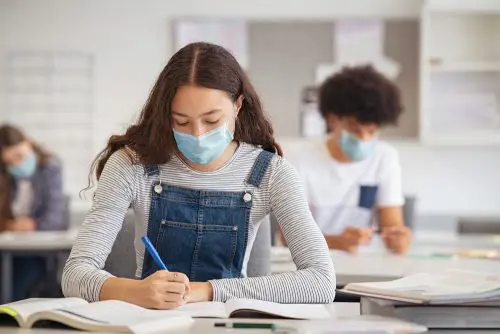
173,123,234,164
7,151,38,179
339,130,376,162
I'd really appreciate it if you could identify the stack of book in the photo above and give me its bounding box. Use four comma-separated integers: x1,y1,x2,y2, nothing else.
342,269,500,329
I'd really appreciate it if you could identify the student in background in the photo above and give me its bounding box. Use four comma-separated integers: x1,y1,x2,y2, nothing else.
62,42,335,309
288,65,411,254
0,124,64,300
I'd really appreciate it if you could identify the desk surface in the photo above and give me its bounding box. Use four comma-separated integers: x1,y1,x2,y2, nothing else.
411,232,500,250
272,234,500,286
0,230,77,251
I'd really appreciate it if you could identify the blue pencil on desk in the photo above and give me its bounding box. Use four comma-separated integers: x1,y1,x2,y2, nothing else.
141,235,169,271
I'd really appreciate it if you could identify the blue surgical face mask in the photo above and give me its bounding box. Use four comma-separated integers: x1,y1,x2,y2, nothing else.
173,122,234,164
338,130,376,162
7,151,38,179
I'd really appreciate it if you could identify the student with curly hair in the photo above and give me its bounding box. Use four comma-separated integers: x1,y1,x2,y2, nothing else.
289,65,411,254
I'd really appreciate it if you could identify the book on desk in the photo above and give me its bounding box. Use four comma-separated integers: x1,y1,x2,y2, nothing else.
340,269,500,329
0,297,331,332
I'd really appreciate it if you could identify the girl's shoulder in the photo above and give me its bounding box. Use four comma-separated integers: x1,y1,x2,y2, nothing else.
101,148,144,180
107,147,140,167
238,142,291,176
238,142,283,164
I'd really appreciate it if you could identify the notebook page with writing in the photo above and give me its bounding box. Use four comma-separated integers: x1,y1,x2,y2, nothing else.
174,302,228,318
27,300,193,332
224,299,332,319
0,298,87,326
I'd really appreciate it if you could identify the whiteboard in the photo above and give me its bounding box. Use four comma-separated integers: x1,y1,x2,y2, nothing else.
5,52,94,198
174,19,249,69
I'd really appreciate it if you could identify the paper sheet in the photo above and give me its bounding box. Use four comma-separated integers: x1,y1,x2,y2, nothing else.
316,19,400,83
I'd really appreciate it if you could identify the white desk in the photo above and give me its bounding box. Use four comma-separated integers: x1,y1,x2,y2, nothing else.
0,230,77,304
0,230,77,251
272,234,500,286
410,232,500,250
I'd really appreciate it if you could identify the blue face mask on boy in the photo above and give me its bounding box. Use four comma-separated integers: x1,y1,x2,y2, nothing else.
338,130,376,162
173,122,234,164
7,151,38,179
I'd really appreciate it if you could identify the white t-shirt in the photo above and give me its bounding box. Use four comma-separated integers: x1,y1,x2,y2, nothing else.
287,139,404,235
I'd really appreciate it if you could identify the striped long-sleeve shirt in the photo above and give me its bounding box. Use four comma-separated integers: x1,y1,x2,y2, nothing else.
62,143,336,303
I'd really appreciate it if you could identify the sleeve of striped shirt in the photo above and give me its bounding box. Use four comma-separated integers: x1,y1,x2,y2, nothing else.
210,156,336,303
61,150,137,302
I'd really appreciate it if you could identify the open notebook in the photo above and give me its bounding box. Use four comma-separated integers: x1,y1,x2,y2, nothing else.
341,270,500,305
0,298,193,333
0,298,331,331
175,298,331,319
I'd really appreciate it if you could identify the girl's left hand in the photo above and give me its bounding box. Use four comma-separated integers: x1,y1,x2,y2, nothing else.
186,282,213,303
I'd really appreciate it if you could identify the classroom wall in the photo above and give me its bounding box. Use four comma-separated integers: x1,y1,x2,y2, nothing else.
1,0,499,218
248,22,334,137
0,0,424,147
391,142,500,218
0,0,170,154
248,21,420,138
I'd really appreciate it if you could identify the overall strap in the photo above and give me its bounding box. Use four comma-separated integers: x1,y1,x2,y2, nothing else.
143,164,160,177
246,150,275,188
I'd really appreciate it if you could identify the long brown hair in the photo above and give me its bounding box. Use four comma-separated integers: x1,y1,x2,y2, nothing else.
88,42,282,187
0,124,51,229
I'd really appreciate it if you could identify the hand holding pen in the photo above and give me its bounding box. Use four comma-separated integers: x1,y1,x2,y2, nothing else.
133,236,190,309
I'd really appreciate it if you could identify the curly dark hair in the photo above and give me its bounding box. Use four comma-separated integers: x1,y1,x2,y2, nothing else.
318,65,403,126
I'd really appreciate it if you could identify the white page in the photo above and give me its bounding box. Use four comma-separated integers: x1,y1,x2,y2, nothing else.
174,302,227,318
49,300,190,326
0,298,86,321
225,299,331,320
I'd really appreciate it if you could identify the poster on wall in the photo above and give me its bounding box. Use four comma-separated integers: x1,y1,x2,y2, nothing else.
174,19,248,69
315,19,400,84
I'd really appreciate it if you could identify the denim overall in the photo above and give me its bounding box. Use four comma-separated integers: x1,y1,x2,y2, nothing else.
141,150,274,282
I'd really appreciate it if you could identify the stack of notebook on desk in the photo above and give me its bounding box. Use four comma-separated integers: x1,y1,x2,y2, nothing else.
341,269,500,329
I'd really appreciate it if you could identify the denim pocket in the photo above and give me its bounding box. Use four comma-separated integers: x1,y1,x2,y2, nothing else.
196,223,238,280
358,185,378,209
156,220,238,281
156,221,198,276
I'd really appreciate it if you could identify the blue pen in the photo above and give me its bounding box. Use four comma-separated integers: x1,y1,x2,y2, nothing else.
141,235,169,271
